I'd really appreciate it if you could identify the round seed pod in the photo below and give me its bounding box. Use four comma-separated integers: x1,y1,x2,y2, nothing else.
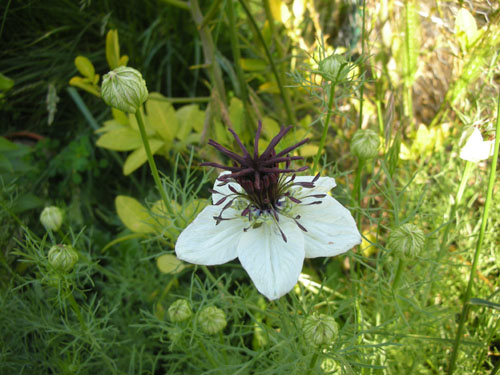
101,66,148,114
387,223,425,257
197,306,227,335
318,54,349,83
168,299,193,323
303,313,339,346
351,129,380,160
48,244,79,272
40,206,63,231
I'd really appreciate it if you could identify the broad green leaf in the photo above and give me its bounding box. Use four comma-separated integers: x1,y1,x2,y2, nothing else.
123,139,164,175
268,0,281,22
12,193,44,214
112,108,129,125
146,93,178,143
69,76,100,97
118,55,129,67
96,119,126,134
156,254,185,274
229,97,244,134
106,29,121,69
128,111,156,136
0,136,18,152
96,127,142,151
258,81,280,94
74,56,95,80
176,104,204,140
455,8,478,51
115,195,156,233
239,58,268,72
0,72,14,92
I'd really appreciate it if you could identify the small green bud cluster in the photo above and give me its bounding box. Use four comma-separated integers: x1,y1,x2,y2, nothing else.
318,54,349,83
48,244,79,272
387,223,425,257
167,300,227,336
303,313,339,346
101,66,148,114
40,206,63,231
351,129,380,160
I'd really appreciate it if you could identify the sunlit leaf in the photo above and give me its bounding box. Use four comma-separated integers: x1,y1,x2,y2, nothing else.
115,195,156,233
74,56,95,80
146,93,178,143
455,8,478,51
123,139,164,175
68,76,100,97
156,254,185,274
176,104,205,140
96,127,142,151
229,97,244,134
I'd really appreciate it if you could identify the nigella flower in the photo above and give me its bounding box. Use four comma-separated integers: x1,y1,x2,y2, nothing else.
175,123,361,300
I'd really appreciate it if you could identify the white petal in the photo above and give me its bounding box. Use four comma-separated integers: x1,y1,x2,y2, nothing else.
460,128,494,163
290,176,336,195
211,171,242,204
298,195,361,258
175,205,245,265
237,218,305,300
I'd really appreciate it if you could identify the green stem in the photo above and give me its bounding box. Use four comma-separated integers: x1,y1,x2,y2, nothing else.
312,83,336,173
198,340,218,368
392,258,404,290
306,352,319,375
358,0,366,129
448,91,500,375
159,0,190,11
67,292,87,331
238,0,295,124
226,0,247,104
134,110,174,216
352,158,365,225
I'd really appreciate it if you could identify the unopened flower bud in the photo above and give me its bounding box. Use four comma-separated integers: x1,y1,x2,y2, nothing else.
197,306,227,335
318,54,348,82
48,244,79,272
101,66,148,114
387,223,425,257
168,299,192,323
40,206,63,231
351,129,380,160
303,313,339,346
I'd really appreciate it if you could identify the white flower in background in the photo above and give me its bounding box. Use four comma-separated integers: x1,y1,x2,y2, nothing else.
175,123,361,300
460,127,495,163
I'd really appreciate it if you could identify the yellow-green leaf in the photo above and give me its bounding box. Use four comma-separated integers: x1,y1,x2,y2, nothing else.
112,108,129,126
258,81,280,94
106,29,121,70
146,93,178,143
156,254,185,274
68,76,101,97
123,139,164,175
229,97,244,134
176,104,204,140
115,195,156,233
96,127,142,151
240,58,268,72
74,56,95,80
455,8,478,51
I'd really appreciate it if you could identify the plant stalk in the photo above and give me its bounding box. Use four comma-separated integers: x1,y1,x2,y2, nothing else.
312,82,336,173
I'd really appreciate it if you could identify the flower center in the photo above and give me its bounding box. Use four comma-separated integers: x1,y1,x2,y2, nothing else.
202,122,325,241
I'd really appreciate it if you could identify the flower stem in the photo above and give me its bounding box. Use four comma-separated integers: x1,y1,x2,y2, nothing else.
134,110,173,216
392,258,405,290
312,82,336,173
238,0,295,125
67,291,87,331
306,352,319,375
352,157,365,224
448,90,500,375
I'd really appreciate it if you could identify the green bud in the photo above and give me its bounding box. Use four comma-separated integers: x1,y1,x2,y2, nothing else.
101,66,148,114
168,299,192,323
197,306,227,335
351,129,380,160
303,313,339,346
48,245,79,272
387,223,425,257
40,206,63,231
318,54,348,82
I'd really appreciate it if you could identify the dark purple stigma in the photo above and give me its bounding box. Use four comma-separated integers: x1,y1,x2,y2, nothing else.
202,122,309,211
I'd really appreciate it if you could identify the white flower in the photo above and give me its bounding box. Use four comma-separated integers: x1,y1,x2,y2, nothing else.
175,123,361,300
459,127,495,163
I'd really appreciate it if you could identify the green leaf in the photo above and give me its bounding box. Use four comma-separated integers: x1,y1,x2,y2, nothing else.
74,56,95,80
12,193,44,214
239,58,268,72
115,195,156,233
112,108,129,126
176,104,204,141
469,298,500,311
96,127,142,151
123,139,164,175
69,76,101,97
156,254,185,274
146,93,178,143
455,8,478,51
106,29,121,70
229,97,244,134
0,72,14,92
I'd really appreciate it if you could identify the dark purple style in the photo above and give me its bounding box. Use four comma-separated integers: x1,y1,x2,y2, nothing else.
202,122,326,242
